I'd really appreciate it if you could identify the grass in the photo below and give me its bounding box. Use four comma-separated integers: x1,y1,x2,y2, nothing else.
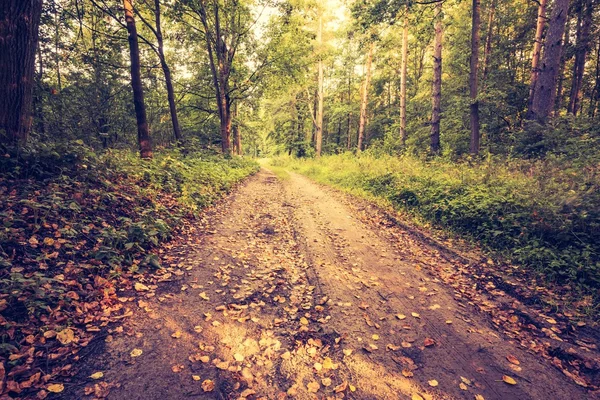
270,153,600,313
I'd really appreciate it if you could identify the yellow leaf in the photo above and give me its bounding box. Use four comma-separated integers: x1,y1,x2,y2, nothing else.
43,237,55,246
411,312,420,318
428,380,438,387
412,394,424,400
506,355,520,365
307,381,320,393
402,368,414,378
322,377,332,387
349,384,356,392
372,334,380,340
322,357,337,369
130,348,143,357
202,379,215,392
56,328,75,345
334,381,348,393
134,282,149,292
89,372,104,380
502,375,517,385
192,375,201,381
300,317,309,325
459,382,468,390
475,395,485,400
233,353,244,362
47,384,64,393
343,349,353,356
199,292,210,301
172,331,182,339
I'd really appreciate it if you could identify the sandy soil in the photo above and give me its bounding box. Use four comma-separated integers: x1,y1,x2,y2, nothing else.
64,169,597,400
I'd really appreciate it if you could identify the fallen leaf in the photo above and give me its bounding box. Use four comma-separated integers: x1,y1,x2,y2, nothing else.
202,379,215,392
402,369,414,377
411,312,420,318
172,331,182,339
334,381,348,393
234,353,244,362
56,328,75,345
475,395,485,400
428,380,438,387
192,375,201,381
134,282,149,292
459,382,468,390
343,349,353,356
307,381,320,393
300,317,309,325
47,384,64,393
199,292,210,301
396,314,407,320
502,375,517,385
423,338,435,347
89,372,104,380
506,355,520,365
412,394,424,400
130,348,143,357
322,377,332,387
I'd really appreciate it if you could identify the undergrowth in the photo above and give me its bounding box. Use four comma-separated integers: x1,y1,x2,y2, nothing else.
0,140,258,367
271,153,600,312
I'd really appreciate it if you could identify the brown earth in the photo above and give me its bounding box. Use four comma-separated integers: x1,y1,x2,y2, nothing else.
63,168,599,400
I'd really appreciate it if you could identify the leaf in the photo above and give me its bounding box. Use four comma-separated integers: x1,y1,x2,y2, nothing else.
130,348,143,357
506,355,520,365
475,395,485,400
172,331,182,339
233,353,244,362
57,328,75,345
134,282,149,292
202,379,215,392
47,383,64,393
428,379,438,387
192,375,201,381
90,372,104,380
300,317,309,325
502,375,517,385
459,382,468,390
423,337,435,347
322,357,337,369
402,368,414,377
199,292,210,301
307,381,320,393
396,314,407,320
321,377,332,387
411,312,420,318
412,394,424,400
334,381,348,393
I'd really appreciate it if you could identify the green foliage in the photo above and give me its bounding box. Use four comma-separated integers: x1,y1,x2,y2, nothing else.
272,154,600,296
0,141,258,322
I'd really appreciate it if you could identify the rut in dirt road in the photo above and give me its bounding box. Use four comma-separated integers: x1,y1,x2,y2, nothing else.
67,169,593,400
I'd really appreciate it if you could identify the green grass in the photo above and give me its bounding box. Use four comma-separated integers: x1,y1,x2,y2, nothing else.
270,153,600,311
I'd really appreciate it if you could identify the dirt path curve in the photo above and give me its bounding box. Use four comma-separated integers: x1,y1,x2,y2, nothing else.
67,169,593,400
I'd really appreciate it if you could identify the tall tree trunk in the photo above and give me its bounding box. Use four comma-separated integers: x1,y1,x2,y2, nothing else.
123,0,152,158
0,0,43,145
526,0,548,117
555,15,571,112
399,6,409,145
481,0,496,84
589,39,600,117
154,0,182,142
567,0,592,116
315,15,324,157
469,0,481,155
531,0,570,122
357,42,374,152
430,0,443,154
233,101,242,155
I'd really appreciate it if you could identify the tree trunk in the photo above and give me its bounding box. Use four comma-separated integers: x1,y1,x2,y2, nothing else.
525,0,548,117
469,0,481,155
430,1,443,154
232,102,242,155
567,0,592,116
481,0,496,85
315,15,324,157
555,16,571,112
530,0,570,122
0,0,43,145
589,39,600,118
400,6,409,145
123,0,152,158
154,0,182,142
357,42,373,152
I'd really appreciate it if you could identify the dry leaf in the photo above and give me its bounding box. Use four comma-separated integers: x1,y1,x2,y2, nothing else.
56,328,75,345
202,379,215,392
428,379,438,387
89,372,104,380
412,394,424,400
307,381,320,393
130,348,143,357
506,355,520,365
47,384,64,393
396,314,407,320
199,292,210,301
459,382,468,390
192,375,201,381
334,381,348,393
134,282,149,292
502,375,517,385
402,369,414,377
411,312,420,318
475,395,485,400
234,353,244,362
423,338,435,347
322,377,332,387
172,331,182,339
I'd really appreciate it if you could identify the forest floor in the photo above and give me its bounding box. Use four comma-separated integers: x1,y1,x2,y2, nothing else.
63,169,600,400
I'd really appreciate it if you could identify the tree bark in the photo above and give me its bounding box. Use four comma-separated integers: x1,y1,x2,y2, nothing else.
154,0,182,142
526,0,547,117
233,101,242,155
555,15,571,112
315,14,324,157
589,39,600,117
530,0,570,122
430,1,443,154
399,6,409,145
469,0,481,155
357,42,373,152
123,0,152,158
481,0,496,85
567,0,592,116
0,0,43,145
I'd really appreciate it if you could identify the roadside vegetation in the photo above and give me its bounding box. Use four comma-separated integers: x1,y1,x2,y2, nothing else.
271,144,600,313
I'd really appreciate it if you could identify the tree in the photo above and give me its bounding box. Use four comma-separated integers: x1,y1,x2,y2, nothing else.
430,0,442,154
0,0,43,145
469,0,481,155
357,42,374,152
530,0,570,122
526,0,547,117
567,0,593,116
399,5,409,145
316,14,324,156
123,0,153,158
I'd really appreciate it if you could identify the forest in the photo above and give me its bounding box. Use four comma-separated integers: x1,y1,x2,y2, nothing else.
1,0,600,399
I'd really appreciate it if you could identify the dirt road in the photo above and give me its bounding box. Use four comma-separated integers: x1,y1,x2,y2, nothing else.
66,169,597,400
